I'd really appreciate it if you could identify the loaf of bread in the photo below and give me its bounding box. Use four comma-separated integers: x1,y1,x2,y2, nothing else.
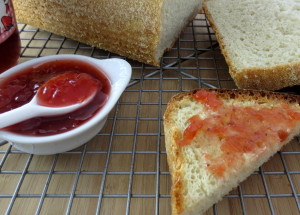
13,0,202,66
203,0,300,90
164,88,300,215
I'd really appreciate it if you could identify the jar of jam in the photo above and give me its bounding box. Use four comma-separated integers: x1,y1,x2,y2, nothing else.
0,0,21,73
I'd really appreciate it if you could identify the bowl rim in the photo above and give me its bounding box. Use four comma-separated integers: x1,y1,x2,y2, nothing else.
0,54,132,144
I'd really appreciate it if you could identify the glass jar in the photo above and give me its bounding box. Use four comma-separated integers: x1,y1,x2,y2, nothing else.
0,0,21,73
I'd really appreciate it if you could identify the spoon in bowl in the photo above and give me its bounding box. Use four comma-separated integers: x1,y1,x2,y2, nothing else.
0,72,99,129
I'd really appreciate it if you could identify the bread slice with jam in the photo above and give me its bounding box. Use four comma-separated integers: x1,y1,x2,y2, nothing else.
163,89,300,215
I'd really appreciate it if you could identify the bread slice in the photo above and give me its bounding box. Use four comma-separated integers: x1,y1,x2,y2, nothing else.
13,0,202,66
202,0,300,90
164,88,300,215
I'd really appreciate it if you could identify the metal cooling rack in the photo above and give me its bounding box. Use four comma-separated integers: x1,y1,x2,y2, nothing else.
0,13,300,215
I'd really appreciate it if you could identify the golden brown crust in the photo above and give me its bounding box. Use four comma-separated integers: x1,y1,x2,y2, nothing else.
232,63,300,90
202,0,300,91
14,0,162,65
163,88,300,215
172,168,184,215
13,0,201,66
164,126,184,215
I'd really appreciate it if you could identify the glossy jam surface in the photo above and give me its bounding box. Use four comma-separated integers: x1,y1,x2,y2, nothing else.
37,72,100,107
177,89,300,177
0,59,111,136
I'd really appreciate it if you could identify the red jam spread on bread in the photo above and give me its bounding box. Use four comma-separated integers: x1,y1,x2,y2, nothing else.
177,89,300,177
37,72,100,107
0,60,110,136
194,89,223,111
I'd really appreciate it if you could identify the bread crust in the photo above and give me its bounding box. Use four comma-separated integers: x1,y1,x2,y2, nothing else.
232,64,300,90
165,89,300,109
164,88,300,215
164,126,184,215
202,0,300,91
13,0,201,66
14,0,162,65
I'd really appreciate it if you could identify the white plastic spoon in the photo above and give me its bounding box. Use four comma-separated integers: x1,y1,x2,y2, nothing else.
0,73,98,129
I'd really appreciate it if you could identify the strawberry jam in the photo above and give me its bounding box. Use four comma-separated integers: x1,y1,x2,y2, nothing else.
37,72,100,107
194,89,223,111
0,59,111,136
178,90,300,177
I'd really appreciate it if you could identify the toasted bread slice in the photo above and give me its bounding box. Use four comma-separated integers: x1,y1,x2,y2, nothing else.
203,0,300,90
164,89,300,215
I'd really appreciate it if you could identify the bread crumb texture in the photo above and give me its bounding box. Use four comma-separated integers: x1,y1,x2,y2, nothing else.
203,0,300,90
164,89,300,215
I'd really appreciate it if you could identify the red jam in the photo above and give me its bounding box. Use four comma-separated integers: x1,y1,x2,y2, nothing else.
194,89,223,111
37,72,100,107
0,59,111,136
177,90,300,177
177,115,203,146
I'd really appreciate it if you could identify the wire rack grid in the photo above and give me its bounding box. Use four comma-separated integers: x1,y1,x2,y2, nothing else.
0,13,300,215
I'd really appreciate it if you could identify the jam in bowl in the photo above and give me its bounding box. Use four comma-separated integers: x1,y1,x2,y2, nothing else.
0,54,132,154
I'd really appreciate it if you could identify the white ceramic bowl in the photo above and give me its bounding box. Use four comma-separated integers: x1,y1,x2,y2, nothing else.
0,55,132,154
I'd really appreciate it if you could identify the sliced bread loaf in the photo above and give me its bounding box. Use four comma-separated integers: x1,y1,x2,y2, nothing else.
203,0,300,90
164,88,300,215
13,0,202,66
